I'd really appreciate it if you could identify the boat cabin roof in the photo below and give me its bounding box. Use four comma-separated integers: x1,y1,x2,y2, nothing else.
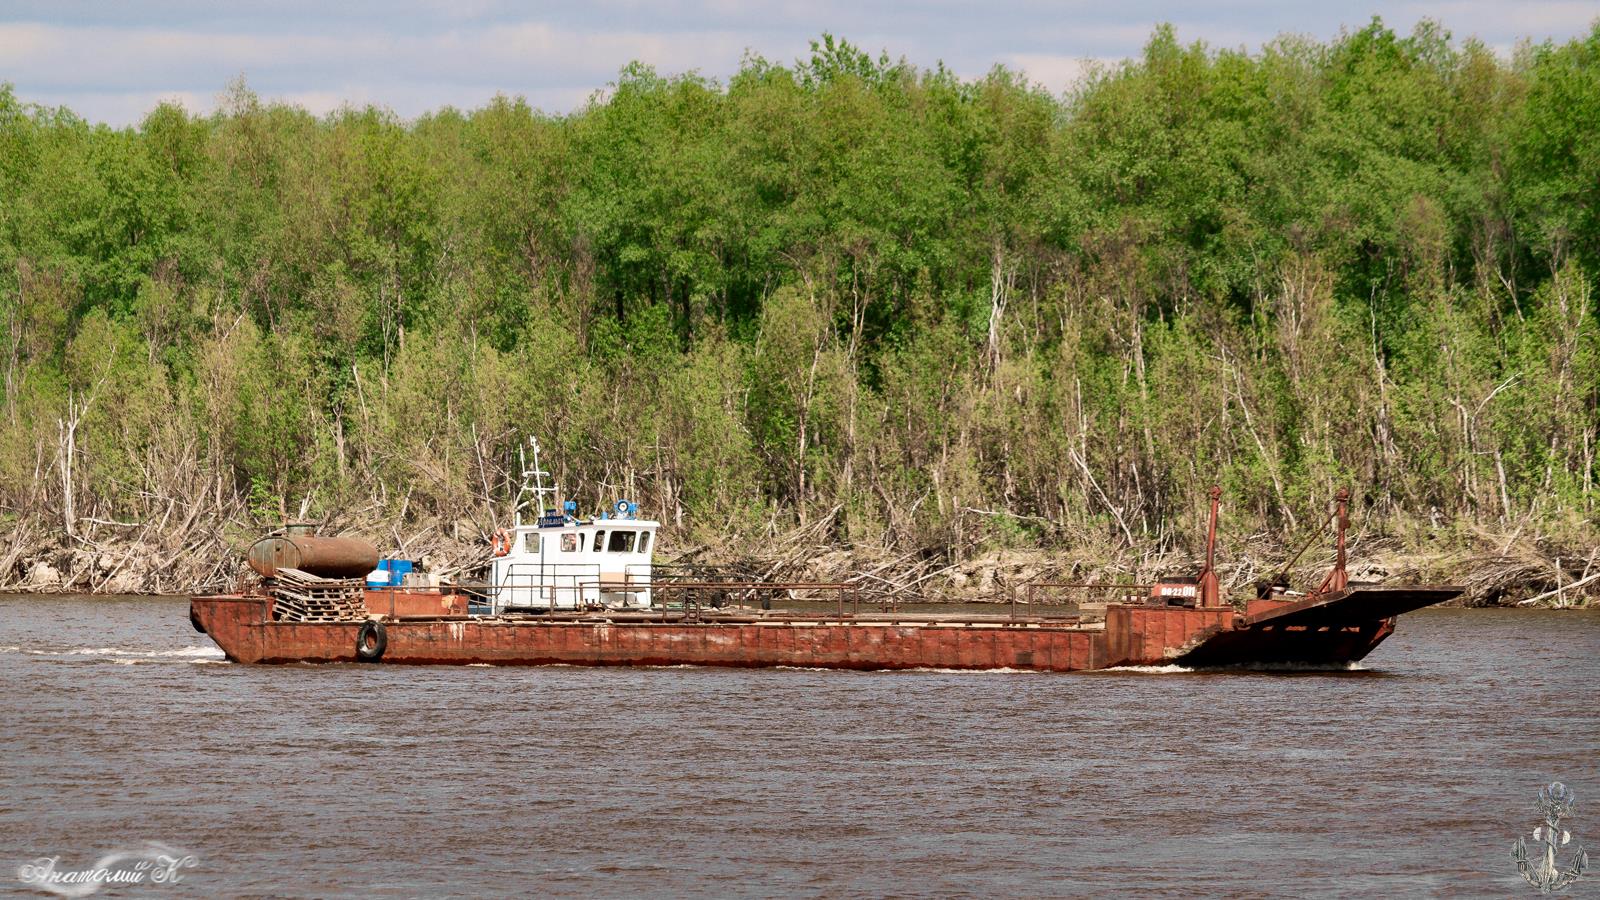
516,518,659,531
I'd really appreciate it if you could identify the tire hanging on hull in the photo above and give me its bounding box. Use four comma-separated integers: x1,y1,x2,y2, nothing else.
356,620,387,661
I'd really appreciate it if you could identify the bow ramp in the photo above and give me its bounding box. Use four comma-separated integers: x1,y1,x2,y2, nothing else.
1175,584,1464,668
1245,584,1465,627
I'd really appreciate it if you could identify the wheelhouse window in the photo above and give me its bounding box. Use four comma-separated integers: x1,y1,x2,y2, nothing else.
523,533,539,554
637,532,652,555
592,530,605,552
561,533,577,553
607,530,635,553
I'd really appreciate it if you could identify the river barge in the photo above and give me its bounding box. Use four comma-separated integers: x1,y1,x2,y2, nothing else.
190,582,1458,670
190,454,1462,670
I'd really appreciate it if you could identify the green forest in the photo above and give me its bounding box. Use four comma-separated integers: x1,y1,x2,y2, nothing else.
2,20,1597,600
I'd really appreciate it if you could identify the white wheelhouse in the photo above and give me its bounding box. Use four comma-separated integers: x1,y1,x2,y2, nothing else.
488,517,658,612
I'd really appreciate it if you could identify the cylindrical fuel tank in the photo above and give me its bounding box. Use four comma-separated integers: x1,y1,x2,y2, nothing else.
247,534,379,579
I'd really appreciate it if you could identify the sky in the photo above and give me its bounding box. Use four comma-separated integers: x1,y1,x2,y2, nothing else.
2,1,1596,126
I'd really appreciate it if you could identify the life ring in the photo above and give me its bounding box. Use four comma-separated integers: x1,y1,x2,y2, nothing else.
491,528,512,557
356,620,387,661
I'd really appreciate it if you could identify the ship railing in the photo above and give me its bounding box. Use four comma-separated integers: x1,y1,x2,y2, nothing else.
499,562,607,611
500,562,662,611
650,582,861,620
589,565,655,607
360,581,486,619
651,581,1116,622
367,575,1147,620
649,563,765,584
834,578,1127,618
1014,581,1152,619
622,564,656,590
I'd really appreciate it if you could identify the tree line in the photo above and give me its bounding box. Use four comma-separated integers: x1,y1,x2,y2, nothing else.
1,21,1597,591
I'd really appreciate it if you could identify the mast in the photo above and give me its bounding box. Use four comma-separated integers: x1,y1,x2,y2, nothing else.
1316,487,1350,595
512,435,559,529
1198,485,1221,608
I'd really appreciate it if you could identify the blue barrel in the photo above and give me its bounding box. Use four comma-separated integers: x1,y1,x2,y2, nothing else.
367,559,414,587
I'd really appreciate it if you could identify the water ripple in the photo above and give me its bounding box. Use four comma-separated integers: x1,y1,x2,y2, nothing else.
0,597,1594,898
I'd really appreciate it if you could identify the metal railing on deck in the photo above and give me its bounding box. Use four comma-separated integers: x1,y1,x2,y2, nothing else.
651,582,860,619
1015,581,1151,618
361,575,1154,623
648,562,765,584
500,561,607,610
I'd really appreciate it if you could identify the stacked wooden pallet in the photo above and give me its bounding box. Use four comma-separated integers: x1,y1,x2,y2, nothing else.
270,567,368,622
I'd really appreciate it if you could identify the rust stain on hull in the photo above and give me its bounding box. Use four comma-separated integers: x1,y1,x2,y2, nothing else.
190,583,1461,671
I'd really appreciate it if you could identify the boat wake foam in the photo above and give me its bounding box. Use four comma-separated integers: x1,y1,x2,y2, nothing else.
1101,661,1372,674
13,645,227,661
895,666,1045,674
1213,660,1372,673
764,665,1046,674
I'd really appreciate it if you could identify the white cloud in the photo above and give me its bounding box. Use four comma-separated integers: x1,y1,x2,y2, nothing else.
1394,0,1598,36
16,89,209,125
1005,53,1121,93
2,2,1594,126
0,22,761,89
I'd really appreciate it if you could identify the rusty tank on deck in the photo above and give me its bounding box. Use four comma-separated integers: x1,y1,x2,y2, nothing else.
246,528,379,580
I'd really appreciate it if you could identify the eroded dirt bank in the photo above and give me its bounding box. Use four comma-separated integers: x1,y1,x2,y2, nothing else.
3,514,1593,609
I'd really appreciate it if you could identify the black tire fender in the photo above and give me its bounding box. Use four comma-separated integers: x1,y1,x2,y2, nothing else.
356,620,387,661
190,608,206,634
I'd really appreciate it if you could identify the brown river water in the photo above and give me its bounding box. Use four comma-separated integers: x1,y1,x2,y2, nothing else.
1,595,1596,898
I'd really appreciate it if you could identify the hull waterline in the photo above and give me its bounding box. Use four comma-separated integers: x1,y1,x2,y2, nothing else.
190,584,1462,671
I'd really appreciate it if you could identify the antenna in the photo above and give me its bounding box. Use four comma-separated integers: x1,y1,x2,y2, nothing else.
512,435,559,528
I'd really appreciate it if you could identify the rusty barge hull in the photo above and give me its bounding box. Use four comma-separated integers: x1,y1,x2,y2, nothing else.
190,585,1461,670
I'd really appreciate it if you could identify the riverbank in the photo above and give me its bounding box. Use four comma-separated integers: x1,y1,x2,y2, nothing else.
2,514,1592,608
